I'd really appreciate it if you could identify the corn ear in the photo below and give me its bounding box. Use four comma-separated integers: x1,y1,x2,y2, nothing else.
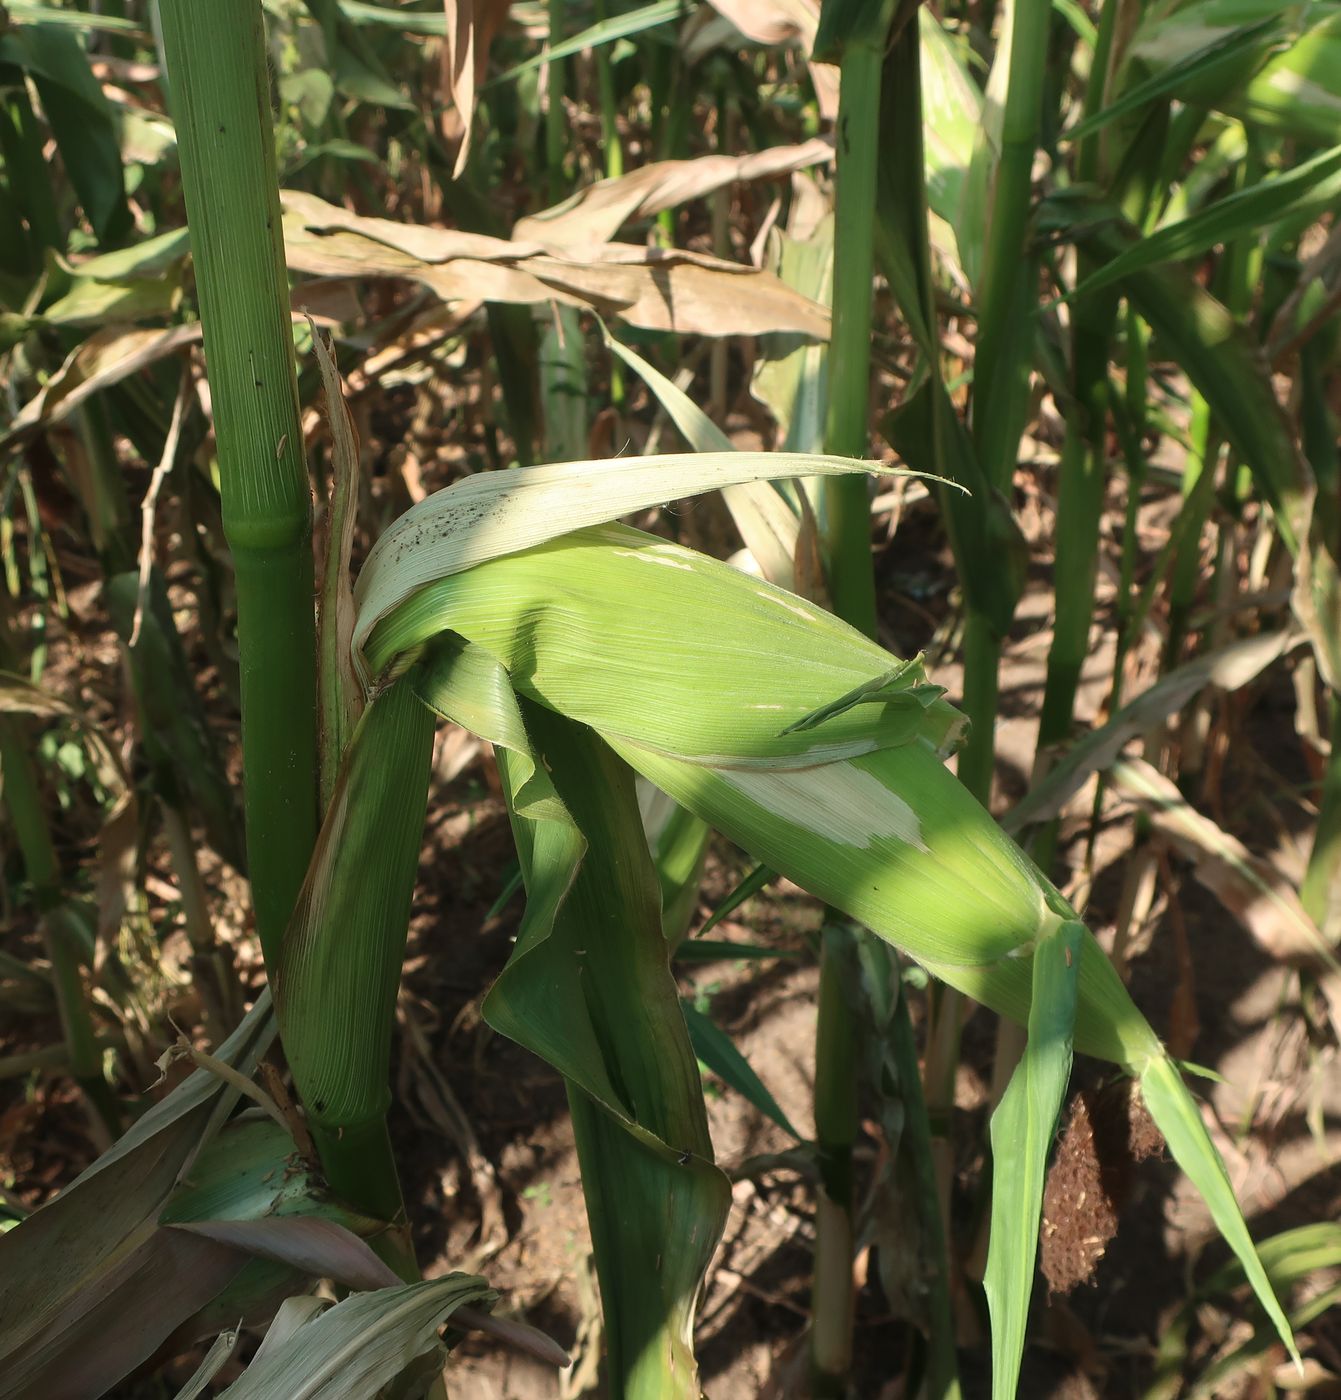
274,678,435,1224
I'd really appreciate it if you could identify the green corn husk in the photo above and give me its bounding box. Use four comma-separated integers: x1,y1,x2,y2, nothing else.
273,677,435,1229
354,509,1295,1359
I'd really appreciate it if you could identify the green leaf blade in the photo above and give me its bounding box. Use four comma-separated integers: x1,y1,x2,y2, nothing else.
983,919,1082,1400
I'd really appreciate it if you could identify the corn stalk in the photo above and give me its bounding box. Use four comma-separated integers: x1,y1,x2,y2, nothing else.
157,0,317,966
808,1,891,1385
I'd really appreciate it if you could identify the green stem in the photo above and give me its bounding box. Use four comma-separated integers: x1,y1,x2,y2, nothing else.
709,79,732,418
889,971,962,1400
818,40,882,637
157,0,318,968
1033,0,1124,775
310,1117,418,1278
1165,395,1220,670
592,0,624,181
811,27,889,1393
811,925,858,1396
545,0,569,206
971,0,1050,496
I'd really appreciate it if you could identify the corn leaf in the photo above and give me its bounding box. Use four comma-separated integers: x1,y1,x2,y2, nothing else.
281,190,832,339
516,139,833,248
983,919,1081,1400
1236,10,1341,145
682,998,804,1139
1007,629,1297,832
0,25,131,242
336,0,455,32
751,211,833,458
1040,191,1310,553
676,938,800,962
602,325,818,592
1109,758,1341,979
165,1219,395,1292
1071,142,1341,299
351,452,896,683
1075,9,1287,141
311,330,364,810
0,1100,336,1400
488,0,683,84
107,569,247,873
0,324,203,453
919,10,981,238
171,1328,240,1400
5,2,144,33
642,782,712,947
1118,2,1341,147
439,0,512,178
1139,1055,1298,1363
1203,1222,1341,1298
365,523,966,766
365,523,1160,1060
216,1274,495,1400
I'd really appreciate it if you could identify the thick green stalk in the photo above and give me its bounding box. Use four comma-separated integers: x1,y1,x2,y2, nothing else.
1035,381,1111,752
888,972,961,1400
647,36,684,247
870,30,966,1393
709,78,732,417
1300,339,1341,933
957,612,1001,805
1109,308,1152,713
1165,146,1260,676
818,42,881,638
971,0,1049,497
157,0,318,967
811,24,888,1394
